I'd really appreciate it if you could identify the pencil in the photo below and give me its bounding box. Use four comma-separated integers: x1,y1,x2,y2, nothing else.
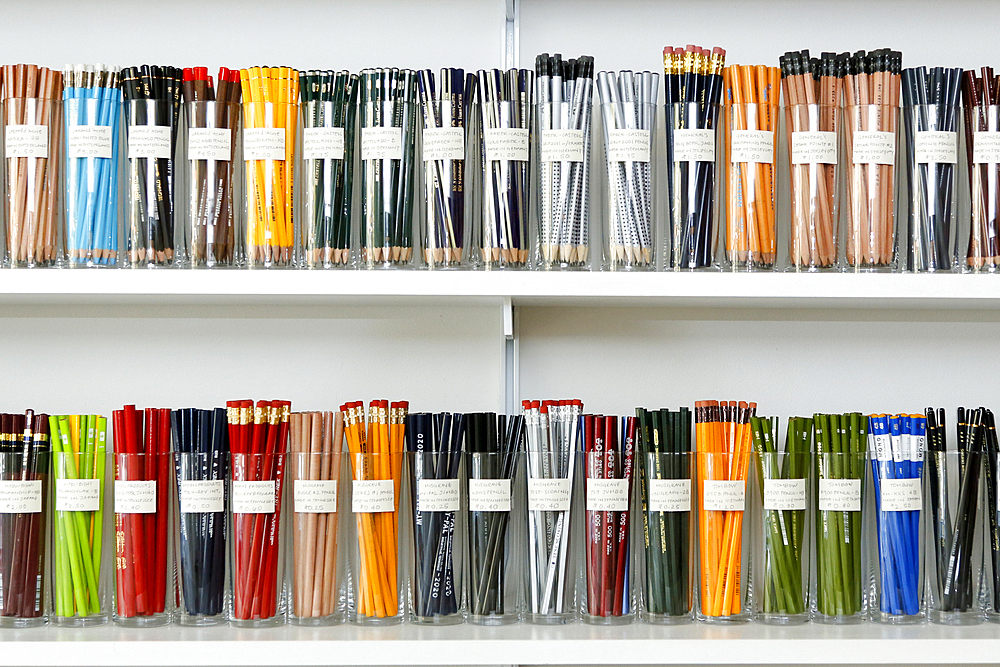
962,68,1000,272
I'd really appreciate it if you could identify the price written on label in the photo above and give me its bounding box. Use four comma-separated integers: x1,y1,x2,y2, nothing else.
232,480,276,514
730,129,774,164
180,480,225,513
880,478,921,512
422,127,465,161
528,478,571,511
56,478,101,512
586,478,629,511
915,131,957,164
607,129,651,162
852,131,895,165
673,129,715,162
352,479,394,513
417,478,460,512
541,129,585,162
703,480,745,512
188,128,231,161
128,125,171,159
791,131,836,164
115,480,156,514
0,480,43,513
67,125,113,159
294,480,337,513
302,127,345,161
5,125,48,158
648,478,691,512
819,478,861,512
485,128,529,162
468,479,511,512
973,131,1000,164
763,478,806,510
362,127,403,160
243,128,285,161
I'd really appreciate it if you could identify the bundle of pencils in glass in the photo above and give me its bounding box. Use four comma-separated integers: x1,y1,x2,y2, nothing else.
0,411,50,625
121,65,182,268
183,67,241,267
536,53,594,269
111,406,171,625
961,68,1000,272
240,67,298,268
50,414,107,625
63,64,121,267
597,70,658,270
344,400,407,623
476,67,532,269
358,68,417,268
300,70,357,269
723,64,779,271
664,45,725,270
695,400,752,622
2,64,62,267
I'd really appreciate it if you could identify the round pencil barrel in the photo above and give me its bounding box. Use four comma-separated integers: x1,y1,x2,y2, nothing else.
0,448,51,627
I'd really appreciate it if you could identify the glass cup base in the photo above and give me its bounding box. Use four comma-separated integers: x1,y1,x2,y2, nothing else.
698,612,750,624
0,615,47,628
873,610,923,625
757,611,808,626
987,609,1000,623
582,613,633,626
411,613,464,626
114,612,171,628
350,613,403,626
640,611,693,625
52,613,107,627
231,615,285,628
928,609,983,626
525,611,574,625
811,612,865,625
290,613,343,626
176,613,227,626
467,613,518,626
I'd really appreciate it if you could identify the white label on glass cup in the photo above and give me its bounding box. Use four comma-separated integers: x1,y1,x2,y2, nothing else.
880,478,921,511
607,129,650,162
763,478,806,510
243,128,285,161
469,479,511,512
915,131,957,164
422,127,464,161
649,478,691,512
232,480,276,513
852,131,895,164
586,478,629,511
0,480,42,513
485,128,529,161
730,129,774,164
528,478,571,511
362,127,403,160
672,128,715,162
352,479,394,513
56,478,101,512
114,480,156,514
67,125,112,159
417,478,460,512
819,478,861,512
791,131,837,164
5,125,48,158
188,128,231,161
180,479,224,513
702,479,745,511
974,132,1000,164
128,125,171,159
302,127,345,160
541,129,585,162
294,480,338,513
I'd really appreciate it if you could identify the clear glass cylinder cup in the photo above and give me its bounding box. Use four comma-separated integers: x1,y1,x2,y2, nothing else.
173,451,229,626
753,452,810,625
0,451,50,627
666,101,721,270
346,452,404,625
965,106,1000,273
638,451,694,624
536,100,593,270
112,452,172,626
63,91,122,267
124,98,177,268
51,450,108,626
812,451,867,624
903,103,959,272
985,452,1000,622
184,100,240,268
302,100,354,269
289,451,344,625
925,449,985,625
420,113,468,270
785,103,841,271
723,102,778,271
3,97,61,267
524,445,580,624
478,99,530,270
844,103,899,271
695,451,751,623
242,101,297,269
229,452,286,627
466,451,523,625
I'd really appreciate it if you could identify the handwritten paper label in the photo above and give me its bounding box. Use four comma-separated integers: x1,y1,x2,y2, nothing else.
763,479,806,510
233,480,276,513
180,480,224,513
607,129,651,162
67,125,112,159
115,480,156,514
852,131,895,164
649,478,691,512
880,478,921,512
791,131,836,164
128,125,171,159
5,125,48,158
974,131,1000,164
243,128,285,161
469,479,511,512
422,127,464,161
485,128,529,161
352,479,394,513
819,478,861,512
294,480,338,513
703,480,745,512
417,478,460,512
528,478,571,511
56,478,101,512
188,128,231,161
362,127,403,160
303,127,345,160
541,129,585,162
586,478,629,511
0,480,42,513
673,128,715,162
730,129,774,163
915,131,957,164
